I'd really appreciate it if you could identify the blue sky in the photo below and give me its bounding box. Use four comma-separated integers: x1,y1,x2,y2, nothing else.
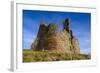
23,10,91,54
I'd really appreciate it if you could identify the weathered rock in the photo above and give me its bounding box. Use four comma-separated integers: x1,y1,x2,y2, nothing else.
31,24,47,51
71,37,80,54
45,24,58,50
31,18,80,54
56,29,72,53
63,18,70,33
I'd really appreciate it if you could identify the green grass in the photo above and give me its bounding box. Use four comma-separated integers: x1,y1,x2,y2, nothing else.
23,50,91,62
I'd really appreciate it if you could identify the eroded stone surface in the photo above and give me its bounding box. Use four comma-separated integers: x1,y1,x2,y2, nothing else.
31,19,80,54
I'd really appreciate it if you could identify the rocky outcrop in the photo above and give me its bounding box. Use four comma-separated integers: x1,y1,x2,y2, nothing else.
31,18,80,54
71,37,80,54
56,29,72,53
45,24,58,50
35,24,47,51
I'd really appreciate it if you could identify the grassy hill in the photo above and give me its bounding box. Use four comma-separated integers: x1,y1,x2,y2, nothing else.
23,49,91,62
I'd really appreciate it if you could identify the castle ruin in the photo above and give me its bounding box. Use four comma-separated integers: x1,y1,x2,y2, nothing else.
31,18,80,54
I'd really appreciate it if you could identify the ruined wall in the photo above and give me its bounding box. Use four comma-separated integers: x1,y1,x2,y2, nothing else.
45,24,58,50
56,30,72,53
31,24,47,51
31,19,80,54
71,37,80,54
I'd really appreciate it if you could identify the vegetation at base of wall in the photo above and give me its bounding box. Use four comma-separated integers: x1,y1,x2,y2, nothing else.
23,49,91,62
53,24,58,29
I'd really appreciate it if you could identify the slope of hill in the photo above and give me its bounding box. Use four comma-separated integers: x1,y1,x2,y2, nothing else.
23,50,90,62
